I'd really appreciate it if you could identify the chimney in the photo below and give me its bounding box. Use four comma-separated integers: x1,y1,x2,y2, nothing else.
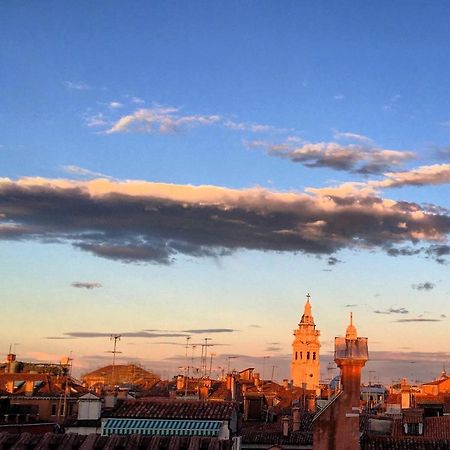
176,375,185,391
401,378,411,409
25,380,34,396
282,416,290,437
307,394,316,413
6,354,17,373
199,385,209,400
292,407,301,431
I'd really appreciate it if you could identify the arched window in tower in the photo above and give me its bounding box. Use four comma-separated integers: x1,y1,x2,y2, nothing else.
295,351,298,360
307,351,310,360
313,352,316,360
300,352,303,359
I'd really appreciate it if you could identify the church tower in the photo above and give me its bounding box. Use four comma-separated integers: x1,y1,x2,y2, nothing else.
291,294,321,391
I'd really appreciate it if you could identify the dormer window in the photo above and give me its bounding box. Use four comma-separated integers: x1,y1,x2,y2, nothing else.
403,422,423,435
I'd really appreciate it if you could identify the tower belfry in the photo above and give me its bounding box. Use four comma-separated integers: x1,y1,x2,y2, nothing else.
291,294,321,391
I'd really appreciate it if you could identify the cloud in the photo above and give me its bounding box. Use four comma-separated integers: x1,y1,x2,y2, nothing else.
106,106,221,134
395,318,442,323
0,177,449,264
109,101,123,109
85,113,109,128
130,96,145,104
249,324,262,328
426,244,450,264
181,328,237,334
383,94,401,112
63,331,188,338
412,282,435,291
327,256,342,266
368,350,449,361
372,164,450,189
249,139,414,174
71,281,102,289
44,336,74,340
265,346,282,352
373,307,409,315
344,304,358,308
333,94,345,101
64,81,90,91
333,131,373,145
61,165,110,179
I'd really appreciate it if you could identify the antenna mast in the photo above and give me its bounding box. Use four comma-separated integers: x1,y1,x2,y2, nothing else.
108,334,122,386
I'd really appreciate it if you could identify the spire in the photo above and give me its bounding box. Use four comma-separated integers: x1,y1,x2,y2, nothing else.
345,312,358,340
300,293,314,325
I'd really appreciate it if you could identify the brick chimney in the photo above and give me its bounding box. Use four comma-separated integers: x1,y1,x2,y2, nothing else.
313,313,369,450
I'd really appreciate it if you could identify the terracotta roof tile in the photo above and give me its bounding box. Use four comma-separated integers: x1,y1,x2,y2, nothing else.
109,399,237,420
0,433,231,450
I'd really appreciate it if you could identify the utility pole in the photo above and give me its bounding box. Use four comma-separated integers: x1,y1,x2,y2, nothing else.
368,370,376,411
202,338,212,377
262,356,270,390
271,365,278,382
209,353,216,377
108,334,122,387
227,356,238,374
185,336,191,398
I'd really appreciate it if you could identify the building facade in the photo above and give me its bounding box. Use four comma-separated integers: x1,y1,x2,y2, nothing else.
291,294,320,391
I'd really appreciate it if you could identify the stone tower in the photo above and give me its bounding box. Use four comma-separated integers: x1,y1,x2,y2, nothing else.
291,294,321,391
313,313,369,450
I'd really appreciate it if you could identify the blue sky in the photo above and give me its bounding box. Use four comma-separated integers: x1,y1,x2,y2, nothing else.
1,1,449,383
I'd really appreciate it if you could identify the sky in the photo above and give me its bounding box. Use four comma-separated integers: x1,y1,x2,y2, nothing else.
1,1,449,384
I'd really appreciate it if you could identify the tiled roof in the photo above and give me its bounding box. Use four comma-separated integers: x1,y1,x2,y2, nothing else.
391,415,450,439
0,432,231,450
241,430,312,446
0,374,87,398
361,435,450,449
109,400,237,420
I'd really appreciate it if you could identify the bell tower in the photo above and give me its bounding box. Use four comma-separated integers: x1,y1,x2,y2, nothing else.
291,294,321,391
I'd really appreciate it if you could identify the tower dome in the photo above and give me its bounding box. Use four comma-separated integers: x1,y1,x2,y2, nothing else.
345,312,358,340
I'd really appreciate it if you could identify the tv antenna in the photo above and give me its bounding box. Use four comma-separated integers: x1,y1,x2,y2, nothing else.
107,334,122,386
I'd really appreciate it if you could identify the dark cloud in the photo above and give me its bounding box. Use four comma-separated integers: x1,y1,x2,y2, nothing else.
426,244,450,264
374,307,409,315
182,328,237,334
386,246,422,257
265,346,282,352
44,336,74,340
344,304,358,308
63,331,188,338
412,282,435,291
368,350,449,361
249,140,414,174
327,256,342,266
395,318,441,323
71,281,102,289
0,178,449,264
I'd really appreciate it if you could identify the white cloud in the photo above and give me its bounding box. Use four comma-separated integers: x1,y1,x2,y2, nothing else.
85,113,109,128
372,163,450,188
106,107,221,134
109,101,123,109
64,81,90,91
61,165,111,179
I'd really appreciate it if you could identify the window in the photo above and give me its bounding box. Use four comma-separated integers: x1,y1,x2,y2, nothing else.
300,352,302,359
295,351,298,360
307,352,310,360
51,404,57,416
313,352,316,360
